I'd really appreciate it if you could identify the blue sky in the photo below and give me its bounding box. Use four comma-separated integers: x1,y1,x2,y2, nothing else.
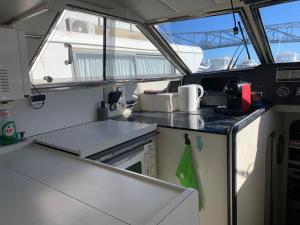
158,0,300,65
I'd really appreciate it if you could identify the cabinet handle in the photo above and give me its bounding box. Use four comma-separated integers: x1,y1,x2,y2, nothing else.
265,131,275,225
277,135,284,165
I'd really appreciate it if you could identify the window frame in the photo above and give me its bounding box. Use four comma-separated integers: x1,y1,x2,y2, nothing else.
29,6,181,88
149,8,264,75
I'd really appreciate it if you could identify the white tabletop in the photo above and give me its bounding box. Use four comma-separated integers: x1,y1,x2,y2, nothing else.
0,144,186,225
0,164,127,225
34,120,157,157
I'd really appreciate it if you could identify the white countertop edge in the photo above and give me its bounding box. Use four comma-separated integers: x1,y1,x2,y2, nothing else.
82,155,185,192
144,188,198,225
2,141,186,194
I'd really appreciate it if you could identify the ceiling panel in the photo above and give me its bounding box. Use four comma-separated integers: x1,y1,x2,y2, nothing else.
159,0,216,12
114,0,239,21
72,0,121,10
13,10,57,34
115,0,175,20
0,0,45,24
0,0,239,25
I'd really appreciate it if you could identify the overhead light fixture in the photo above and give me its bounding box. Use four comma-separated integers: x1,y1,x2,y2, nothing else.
4,2,49,25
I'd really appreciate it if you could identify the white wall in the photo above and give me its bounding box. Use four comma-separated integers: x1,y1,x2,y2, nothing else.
10,80,172,138
11,86,103,137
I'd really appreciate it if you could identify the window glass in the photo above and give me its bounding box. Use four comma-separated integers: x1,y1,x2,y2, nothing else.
106,18,176,80
259,1,300,63
156,13,260,73
30,9,178,84
30,10,104,84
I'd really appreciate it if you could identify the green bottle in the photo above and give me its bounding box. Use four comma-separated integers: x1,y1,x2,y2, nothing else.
0,110,18,145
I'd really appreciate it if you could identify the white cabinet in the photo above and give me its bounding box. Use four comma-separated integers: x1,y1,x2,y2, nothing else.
155,107,283,225
0,27,30,102
235,107,283,225
156,127,228,225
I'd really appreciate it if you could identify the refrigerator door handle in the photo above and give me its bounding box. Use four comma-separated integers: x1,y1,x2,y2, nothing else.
265,131,276,225
277,135,285,165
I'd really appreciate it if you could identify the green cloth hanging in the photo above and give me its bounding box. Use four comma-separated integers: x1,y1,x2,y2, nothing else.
176,144,202,210
176,144,198,189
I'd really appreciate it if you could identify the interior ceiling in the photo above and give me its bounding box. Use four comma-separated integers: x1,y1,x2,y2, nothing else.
0,0,275,27
115,0,239,21
0,0,255,25
0,0,253,36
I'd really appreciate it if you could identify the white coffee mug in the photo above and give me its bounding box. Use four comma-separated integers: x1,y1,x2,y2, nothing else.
178,84,204,112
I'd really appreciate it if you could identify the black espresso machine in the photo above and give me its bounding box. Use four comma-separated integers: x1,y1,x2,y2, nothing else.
225,80,252,115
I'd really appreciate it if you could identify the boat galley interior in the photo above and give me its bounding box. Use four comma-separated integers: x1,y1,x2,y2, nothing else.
1,0,300,224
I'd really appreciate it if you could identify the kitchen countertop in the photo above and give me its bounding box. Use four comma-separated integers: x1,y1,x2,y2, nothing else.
113,106,267,135
0,143,196,225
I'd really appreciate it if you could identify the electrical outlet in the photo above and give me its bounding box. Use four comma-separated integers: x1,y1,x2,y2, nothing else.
0,102,14,110
29,94,46,109
30,94,46,103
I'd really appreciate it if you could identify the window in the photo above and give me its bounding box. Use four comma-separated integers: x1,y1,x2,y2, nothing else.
30,9,177,85
156,13,260,74
30,10,104,84
259,1,300,63
105,18,176,80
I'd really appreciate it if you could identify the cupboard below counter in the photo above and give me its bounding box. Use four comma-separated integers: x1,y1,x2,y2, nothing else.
113,106,281,225
157,127,228,225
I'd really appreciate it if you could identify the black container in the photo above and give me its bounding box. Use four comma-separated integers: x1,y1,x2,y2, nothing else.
97,101,108,121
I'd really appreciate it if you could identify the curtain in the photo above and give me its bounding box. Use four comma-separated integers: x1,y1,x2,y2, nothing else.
136,55,175,78
75,52,175,80
74,53,103,79
106,54,136,80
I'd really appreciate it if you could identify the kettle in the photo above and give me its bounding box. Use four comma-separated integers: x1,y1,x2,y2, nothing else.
178,84,204,112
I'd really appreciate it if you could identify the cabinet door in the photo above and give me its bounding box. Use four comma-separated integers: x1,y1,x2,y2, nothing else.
156,127,228,225
236,107,283,225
